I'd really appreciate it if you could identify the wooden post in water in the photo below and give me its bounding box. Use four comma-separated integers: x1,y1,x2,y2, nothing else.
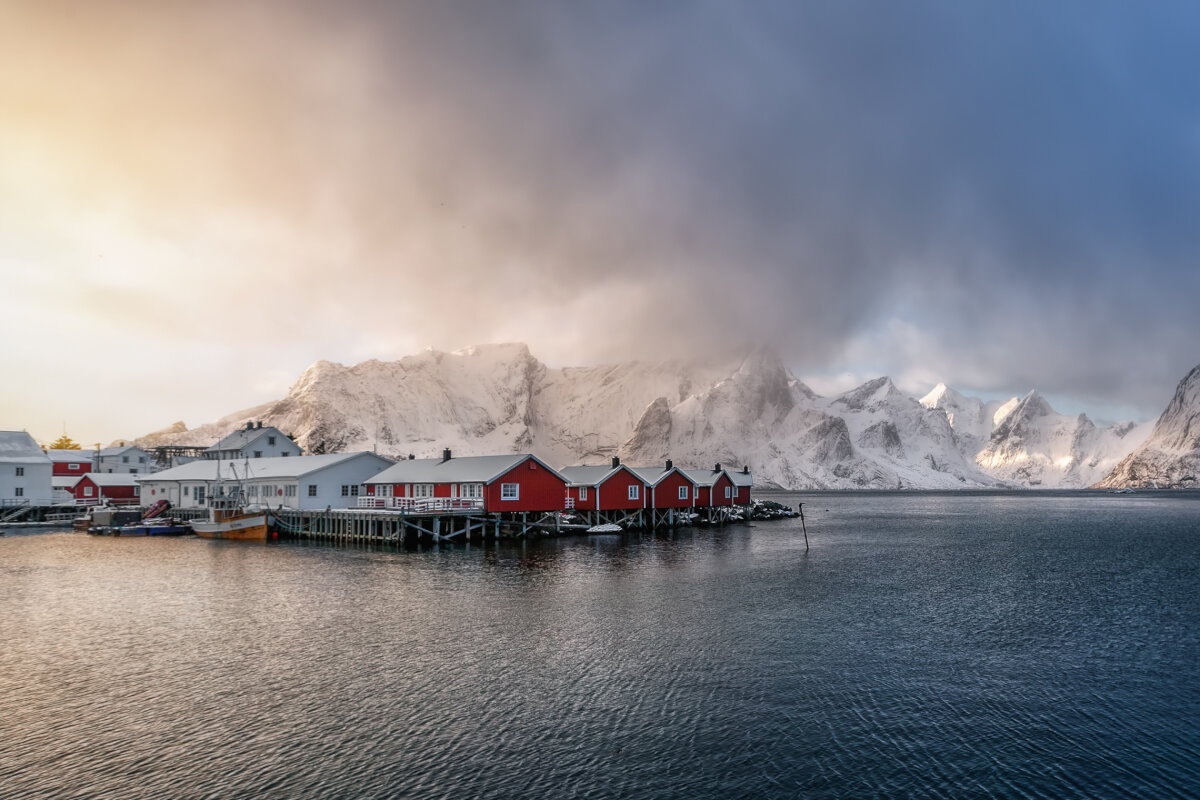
799,502,809,551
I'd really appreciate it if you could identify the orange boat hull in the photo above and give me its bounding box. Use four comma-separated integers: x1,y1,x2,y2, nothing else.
191,513,270,540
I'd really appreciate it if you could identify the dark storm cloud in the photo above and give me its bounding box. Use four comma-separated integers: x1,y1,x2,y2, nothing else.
9,0,1197,421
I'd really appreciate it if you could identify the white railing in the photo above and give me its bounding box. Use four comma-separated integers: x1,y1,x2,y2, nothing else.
356,496,484,512
563,496,575,510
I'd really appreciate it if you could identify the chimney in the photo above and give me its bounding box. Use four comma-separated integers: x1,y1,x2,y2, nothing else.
257,421,263,429
665,459,673,470
743,465,749,474
442,448,452,462
245,422,253,430
714,463,721,472
611,456,620,468
408,454,415,460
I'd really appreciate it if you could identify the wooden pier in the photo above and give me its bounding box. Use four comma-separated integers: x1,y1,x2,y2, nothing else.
269,504,744,546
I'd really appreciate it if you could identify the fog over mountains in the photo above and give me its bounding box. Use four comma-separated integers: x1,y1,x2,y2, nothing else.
137,344,1199,490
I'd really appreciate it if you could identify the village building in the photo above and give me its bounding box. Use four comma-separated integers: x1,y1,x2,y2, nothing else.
52,475,84,503
629,461,699,509
561,459,649,512
97,444,152,474
729,465,753,506
0,431,54,506
138,452,393,511
203,422,301,460
73,473,141,505
363,451,568,514
46,448,94,476
679,464,737,508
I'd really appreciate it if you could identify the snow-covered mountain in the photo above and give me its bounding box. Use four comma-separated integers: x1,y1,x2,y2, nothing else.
136,343,1162,490
1093,364,1200,489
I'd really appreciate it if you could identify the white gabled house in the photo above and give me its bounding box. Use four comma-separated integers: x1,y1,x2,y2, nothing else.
97,444,152,474
138,452,394,511
0,431,54,506
204,422,301,460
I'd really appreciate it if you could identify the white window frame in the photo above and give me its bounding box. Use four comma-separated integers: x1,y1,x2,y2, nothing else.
725,486,731,499
15,487,24,497
679,486,689,501
413,483,434,499
628,484,639,501
579,486,587,501
69,463,80,471
15,466,23,476
84,486,94,497
501,483,519,501
307,485,318,497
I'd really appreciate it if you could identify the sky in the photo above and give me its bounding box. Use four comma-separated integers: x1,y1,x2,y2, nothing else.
2,0,1199,444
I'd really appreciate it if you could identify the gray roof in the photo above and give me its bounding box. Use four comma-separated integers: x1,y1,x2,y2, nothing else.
729,469,753,487
99,445,145,457
678,468,728,487
367,454,563,485
560,465,639,487
0,431,50,464
53,476,84,489
82,473,141,487
206,426,292,453
629,466,694,487
141,452,391,482
46,449,94,463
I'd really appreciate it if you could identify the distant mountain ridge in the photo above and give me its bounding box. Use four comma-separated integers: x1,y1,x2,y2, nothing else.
136,344,1194,490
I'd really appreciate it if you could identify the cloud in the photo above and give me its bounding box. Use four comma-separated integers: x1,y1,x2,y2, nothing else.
2,0,1198,441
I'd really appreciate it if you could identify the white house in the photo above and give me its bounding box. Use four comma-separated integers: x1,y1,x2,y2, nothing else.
97,444,152,474
0,431,54,506
138,452,393,511
204,422,301,460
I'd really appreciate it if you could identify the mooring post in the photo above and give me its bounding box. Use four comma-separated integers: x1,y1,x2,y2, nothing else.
799,503,809,551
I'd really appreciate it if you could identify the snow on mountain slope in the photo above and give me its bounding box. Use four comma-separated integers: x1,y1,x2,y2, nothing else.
134,343,1157,490
1094,364,1200,489
973,391,1151,488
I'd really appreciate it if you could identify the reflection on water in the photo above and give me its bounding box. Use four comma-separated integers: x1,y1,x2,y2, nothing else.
2,491,1199,799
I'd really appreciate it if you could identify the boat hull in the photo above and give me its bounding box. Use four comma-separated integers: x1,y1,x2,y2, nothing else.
191,514,270,540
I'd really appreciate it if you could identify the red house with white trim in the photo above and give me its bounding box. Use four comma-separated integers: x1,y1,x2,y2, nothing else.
46,449,94,477
730,466,753,505
73,473,141,505
630,462,698,509
363,451,568,514
561,460,649,511
680,465,736,508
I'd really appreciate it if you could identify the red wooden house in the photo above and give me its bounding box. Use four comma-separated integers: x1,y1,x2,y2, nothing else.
730,466,753,505
680,465,736,508
46,449,94,477
73,473,141,505
363,451,568,513
630,461,698,509
561,459,649,511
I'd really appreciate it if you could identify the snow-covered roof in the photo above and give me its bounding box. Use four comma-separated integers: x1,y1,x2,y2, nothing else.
206,425,292,453
99,445,145,457
366,453,564,485
678,467,729,487
559,465,644,487
53,476,84,489
628,466,692,487
81,473,140,487
142,452,391,482
728,469,752,487
46,449,94,463
0,431,51,464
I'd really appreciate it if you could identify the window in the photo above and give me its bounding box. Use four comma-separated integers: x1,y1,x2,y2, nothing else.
195,486,206,504
628,485,639,501
341,485,349,496
282,452,290,457
138,457,145,464
725,486,731,499
253,451,262,458
413,484,433,499
340,485,360,497
268,436,276,446
579,487,587,501
122,456,129,463
15,467,23,476
285,485,296,497
307,485,317,497
501,483,519,500
15,487,24,497
352,485,359,496
460,483,482,499
679,486,689,501
133,487,140,497
83,487,93,497
130,469,138,474
248,485,258,496
184,486,190,496
69,463,80,471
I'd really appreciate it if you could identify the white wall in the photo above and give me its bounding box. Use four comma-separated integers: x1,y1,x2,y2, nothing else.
1,462,54,505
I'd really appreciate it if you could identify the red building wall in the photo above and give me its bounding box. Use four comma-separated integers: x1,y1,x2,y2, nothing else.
74,477,140,505
567,486,596,511
595,468,647,511
712,474,735,507
53,460,92,476
485,458,567,513
649,471,695,509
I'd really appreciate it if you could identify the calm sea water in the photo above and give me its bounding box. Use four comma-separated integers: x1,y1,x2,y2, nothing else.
2,491,1198,799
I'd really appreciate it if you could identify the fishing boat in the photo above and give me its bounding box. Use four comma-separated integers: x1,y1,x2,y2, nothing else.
191,491,271,540
116,517,192,536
